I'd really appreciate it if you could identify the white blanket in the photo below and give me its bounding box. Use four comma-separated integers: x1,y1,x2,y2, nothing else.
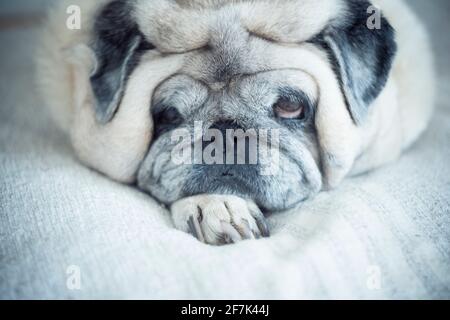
0,0,449,299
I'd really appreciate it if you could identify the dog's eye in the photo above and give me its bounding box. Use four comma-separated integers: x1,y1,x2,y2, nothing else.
153,106,184,138
273,98,306,120
158,107,182,124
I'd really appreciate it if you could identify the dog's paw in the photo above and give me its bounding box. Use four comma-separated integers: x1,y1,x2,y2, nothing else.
171,195,270,245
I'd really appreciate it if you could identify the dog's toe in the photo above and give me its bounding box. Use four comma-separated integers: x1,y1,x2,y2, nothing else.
171,195,269,245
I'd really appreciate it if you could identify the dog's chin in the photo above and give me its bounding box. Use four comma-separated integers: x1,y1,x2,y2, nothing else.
138,142,323,211
182,163,316,212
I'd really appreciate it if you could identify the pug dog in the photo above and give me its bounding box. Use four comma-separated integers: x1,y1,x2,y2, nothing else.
37,0,435,245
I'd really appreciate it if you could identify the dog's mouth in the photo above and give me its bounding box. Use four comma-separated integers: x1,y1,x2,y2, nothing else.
138,120,322,211
183,164,261,197
181,163,306,212
138,145,321,212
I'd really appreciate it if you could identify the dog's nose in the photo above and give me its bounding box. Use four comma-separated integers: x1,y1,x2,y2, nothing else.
207,120,243,150
207,120,244,151
204,120,257,165
209,120,242,133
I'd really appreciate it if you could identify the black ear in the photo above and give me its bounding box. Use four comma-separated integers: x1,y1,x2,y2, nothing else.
313,0,397,124
90,0,154,124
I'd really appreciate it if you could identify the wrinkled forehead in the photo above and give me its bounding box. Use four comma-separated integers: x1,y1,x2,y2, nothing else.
133,0,344,84
133,0,344,52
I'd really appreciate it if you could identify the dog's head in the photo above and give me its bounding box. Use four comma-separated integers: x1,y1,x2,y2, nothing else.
87,0,396,211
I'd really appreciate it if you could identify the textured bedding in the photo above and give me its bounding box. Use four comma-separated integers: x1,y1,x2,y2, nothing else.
0,1,449,299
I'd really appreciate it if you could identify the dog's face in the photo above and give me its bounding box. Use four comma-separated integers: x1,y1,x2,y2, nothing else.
140,69,322,211
88,0,397,211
